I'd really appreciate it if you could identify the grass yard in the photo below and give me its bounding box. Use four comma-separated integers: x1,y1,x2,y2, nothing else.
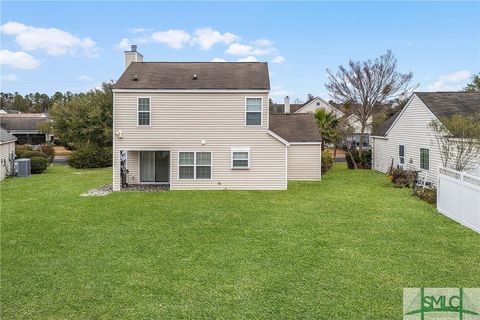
1,164,479,319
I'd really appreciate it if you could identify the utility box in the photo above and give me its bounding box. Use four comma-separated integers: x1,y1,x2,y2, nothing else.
15,158,31,177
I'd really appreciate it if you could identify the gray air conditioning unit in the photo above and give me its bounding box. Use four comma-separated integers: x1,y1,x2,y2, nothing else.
15,158,31,177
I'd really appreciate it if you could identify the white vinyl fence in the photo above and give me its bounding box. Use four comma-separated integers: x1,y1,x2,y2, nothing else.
437,167,480,234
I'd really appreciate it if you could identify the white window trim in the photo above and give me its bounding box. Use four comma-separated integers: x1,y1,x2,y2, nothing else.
245,97,263,126
420,148,430,171
177,151,212,180
137,97,151,126
231,147,250,169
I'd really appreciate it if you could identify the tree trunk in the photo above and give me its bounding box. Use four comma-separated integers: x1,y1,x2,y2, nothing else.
358,125,366,159
347,149,358,169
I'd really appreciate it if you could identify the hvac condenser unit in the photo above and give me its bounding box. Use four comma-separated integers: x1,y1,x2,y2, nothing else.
15,159,31,177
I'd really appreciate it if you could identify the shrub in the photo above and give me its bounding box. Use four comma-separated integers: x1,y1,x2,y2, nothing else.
67,143,112,169
321,150,334,175
30,157,48,174
414,186,437,204
19,150,47,159
39,144,55,162
15,145,32,158
390,169,417,188
345,148,372,169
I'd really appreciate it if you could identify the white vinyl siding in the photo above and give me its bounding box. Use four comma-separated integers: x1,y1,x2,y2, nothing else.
113,92,285,190
245,97,262,126
371,95,444,184
287,144,322,180
0,141,15,181
137,97,150,126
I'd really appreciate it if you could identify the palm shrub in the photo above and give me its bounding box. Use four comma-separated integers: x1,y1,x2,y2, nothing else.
315,109,338,149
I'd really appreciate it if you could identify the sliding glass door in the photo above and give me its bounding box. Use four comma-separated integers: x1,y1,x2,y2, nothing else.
140,151,169,183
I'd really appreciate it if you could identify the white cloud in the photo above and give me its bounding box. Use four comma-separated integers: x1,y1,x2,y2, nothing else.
252,39,273,47
116,38,132,51
237,56,258,62
129,27,149,34
0,49,40,69
426,70,471,91
192,27,239,50
272,56,285,64
78,75,92,81
225,43,253,56
151,29,191,49
0,21,98,57
211,58,226,62
225,42,277,56
1,74,18,81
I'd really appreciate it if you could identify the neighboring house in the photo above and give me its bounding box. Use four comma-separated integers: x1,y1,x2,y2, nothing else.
0,128,17,181
371,92,480,184
0,113,50,144
112,46,322,191
269,113,322,180
273,96,372,147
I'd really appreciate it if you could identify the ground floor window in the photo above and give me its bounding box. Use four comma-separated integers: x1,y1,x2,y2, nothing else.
399,145,405,164
231,148,250,169
179,151,211,179
420,148,429,170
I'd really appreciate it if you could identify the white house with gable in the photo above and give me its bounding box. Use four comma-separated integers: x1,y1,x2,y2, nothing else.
371,92,480,184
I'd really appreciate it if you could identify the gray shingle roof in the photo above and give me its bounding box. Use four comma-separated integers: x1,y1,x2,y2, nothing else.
372,109,402,137
0,114,48,131
372,92,480,137
114,62,270,90
0,128,17,143
269,113,321,143
415,92,480,118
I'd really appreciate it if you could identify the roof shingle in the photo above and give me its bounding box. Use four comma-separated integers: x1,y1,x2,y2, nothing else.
372,92,480,137
114,62,270,90
0,114,48,131
269,113,321,143
0,128,17,143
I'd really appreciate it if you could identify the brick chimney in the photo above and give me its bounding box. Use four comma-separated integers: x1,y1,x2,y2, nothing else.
124,45,143,69
284,96,290,114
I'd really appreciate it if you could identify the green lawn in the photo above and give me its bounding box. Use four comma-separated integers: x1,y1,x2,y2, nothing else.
1,164,479,319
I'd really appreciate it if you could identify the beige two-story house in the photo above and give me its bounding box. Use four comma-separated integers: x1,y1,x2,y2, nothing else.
112,46,322,191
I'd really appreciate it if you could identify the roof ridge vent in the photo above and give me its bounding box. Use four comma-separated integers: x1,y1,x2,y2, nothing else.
193,74,197,80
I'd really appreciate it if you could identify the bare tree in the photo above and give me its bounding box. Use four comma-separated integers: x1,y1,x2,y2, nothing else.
325,50,415,156
430,115,480,171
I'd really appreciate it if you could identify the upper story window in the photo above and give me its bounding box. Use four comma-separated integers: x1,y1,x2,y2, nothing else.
138,97,150,126
399,145,405,164
420,148,429,170
246,98,262,126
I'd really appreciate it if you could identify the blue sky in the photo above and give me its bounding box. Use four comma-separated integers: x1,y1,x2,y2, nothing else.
1,1,479,102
